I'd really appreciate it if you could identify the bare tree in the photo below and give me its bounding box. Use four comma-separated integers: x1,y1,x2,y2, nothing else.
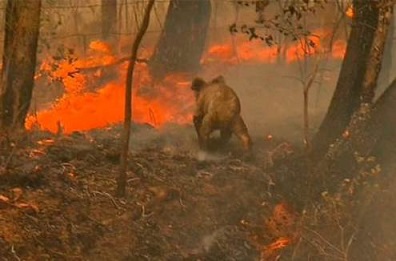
0,0,42,132
117,0,156,197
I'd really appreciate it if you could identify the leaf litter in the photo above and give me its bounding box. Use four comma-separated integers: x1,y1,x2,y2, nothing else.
0,123,296,260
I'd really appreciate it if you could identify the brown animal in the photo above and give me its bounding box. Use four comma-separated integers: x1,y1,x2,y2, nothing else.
191,75,252,152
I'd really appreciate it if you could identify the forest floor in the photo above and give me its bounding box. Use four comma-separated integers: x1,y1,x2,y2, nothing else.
0,124,298,261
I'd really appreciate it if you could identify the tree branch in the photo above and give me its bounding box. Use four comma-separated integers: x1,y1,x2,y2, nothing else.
75,57,148,74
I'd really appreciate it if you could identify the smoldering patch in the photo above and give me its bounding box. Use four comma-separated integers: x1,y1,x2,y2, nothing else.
196,150,227,162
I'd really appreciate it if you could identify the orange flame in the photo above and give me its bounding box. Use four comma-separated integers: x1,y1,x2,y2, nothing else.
262,236,291,256
27,31,346,134
203,29,346,66
26,44,194,133
260,202,298,260
346,5,354,18
265,237,291,250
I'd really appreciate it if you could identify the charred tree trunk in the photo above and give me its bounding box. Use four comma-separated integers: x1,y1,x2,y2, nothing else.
101,0,117,43
149,0,212,81
0,0,42,131
311,0,393,159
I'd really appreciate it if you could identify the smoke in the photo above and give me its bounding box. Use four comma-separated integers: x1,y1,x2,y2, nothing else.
197,59,341,145
124,122,227,162
29,0,351,151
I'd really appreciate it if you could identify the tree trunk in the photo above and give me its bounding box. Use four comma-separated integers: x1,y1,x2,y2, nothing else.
378,5,395,93
0,0,42,131
311,1,394,192
149,0,212,81
311,0,393,159
101,0,118,43
117,0,155,198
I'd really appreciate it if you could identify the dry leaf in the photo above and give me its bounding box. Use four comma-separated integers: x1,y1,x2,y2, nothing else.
15,202,40,213
0,194,10,202
0,195,11,208
10,188,23,201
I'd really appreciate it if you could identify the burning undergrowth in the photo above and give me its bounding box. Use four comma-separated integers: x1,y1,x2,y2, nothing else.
28,30,346,135
28,41,195,133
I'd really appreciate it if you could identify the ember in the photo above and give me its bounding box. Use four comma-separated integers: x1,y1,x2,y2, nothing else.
346,5,354,18
261,202,298,259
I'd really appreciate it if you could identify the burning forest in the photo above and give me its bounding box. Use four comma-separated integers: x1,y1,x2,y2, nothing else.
0,0,396,260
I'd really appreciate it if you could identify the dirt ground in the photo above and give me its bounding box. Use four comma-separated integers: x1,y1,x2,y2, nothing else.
0,124,298,261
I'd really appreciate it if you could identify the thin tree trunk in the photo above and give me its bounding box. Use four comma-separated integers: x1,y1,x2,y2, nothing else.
117,0,155,198
311,0,393,159
149,0,211,81
0,0,42,131
303,62,319,151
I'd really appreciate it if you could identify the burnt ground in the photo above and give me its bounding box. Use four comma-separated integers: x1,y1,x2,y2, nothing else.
0,124,297,261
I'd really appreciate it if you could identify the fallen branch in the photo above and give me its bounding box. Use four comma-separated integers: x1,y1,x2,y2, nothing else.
75,57,149,74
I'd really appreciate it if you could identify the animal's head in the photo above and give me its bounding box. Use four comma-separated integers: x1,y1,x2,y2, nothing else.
191,77,207,92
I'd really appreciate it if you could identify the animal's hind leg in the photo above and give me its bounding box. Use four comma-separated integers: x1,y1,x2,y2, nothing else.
193,115,203,147
231,115,252,151
198,115,213,151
